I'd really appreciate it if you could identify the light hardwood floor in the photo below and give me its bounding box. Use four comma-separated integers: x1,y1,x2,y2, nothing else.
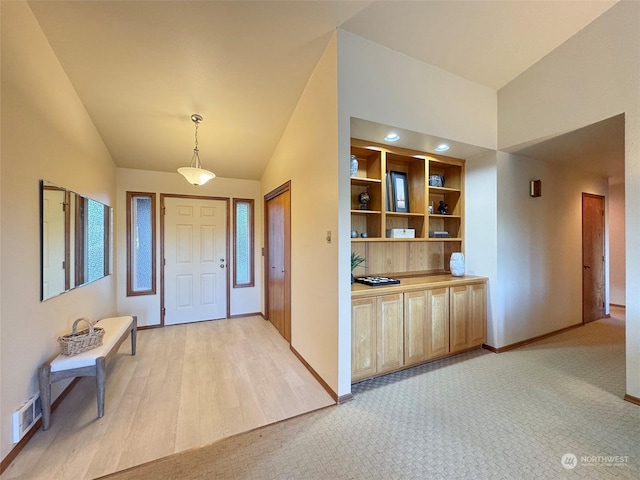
1,316,335,480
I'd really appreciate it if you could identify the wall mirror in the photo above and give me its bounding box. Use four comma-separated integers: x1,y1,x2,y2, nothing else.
40,180,113,301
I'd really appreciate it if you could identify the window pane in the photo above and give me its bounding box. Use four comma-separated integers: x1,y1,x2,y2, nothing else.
133,197,152,291
127,192,156,296
86,199,104,283
234,199,254,287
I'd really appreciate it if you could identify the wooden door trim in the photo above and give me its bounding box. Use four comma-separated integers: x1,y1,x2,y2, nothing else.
160,194,231,326
582,192,605,324
264,181,292,342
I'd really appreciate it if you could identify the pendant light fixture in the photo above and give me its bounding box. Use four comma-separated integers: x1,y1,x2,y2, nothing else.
177,114,216,186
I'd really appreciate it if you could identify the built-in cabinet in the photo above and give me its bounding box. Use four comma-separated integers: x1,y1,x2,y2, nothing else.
351,139,465,277
450,283,487,354
351,276,486,383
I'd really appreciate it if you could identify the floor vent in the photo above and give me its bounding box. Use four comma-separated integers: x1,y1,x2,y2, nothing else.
12,394,42,443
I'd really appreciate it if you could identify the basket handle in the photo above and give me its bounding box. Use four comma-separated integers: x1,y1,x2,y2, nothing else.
72,317,94,335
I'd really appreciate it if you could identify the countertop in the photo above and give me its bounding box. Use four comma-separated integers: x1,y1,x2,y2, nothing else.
351,274,487,298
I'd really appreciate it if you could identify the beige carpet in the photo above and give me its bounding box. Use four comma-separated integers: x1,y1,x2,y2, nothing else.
99,313,639,479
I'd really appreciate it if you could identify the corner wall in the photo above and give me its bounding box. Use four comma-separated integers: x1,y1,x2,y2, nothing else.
497,1,640,395
337,30,498,396
0,2,117,460
260,34,340,394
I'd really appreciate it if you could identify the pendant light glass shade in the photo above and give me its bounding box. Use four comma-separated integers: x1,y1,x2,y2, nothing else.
178,114,216,186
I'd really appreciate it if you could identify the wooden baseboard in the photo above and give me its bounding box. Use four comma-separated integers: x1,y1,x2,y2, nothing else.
289,345,338,403
610,303,626,309
482,323,583,353
0,378,81,475
624,394,640,406
337,393,354,404
137,324,161,331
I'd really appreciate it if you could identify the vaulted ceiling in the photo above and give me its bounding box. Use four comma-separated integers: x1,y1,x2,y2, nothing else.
27,1,618,180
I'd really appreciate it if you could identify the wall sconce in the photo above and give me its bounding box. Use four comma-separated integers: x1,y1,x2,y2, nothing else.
530,180,542,197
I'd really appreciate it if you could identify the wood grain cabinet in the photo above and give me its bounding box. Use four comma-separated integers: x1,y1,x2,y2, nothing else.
352,277,487,383
404,288,449,366
376,294,404,374
351,294,404,383
450,283,487,354
351,297,377,382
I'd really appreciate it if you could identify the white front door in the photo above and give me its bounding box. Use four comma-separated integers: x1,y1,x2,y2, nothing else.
164,197,227,325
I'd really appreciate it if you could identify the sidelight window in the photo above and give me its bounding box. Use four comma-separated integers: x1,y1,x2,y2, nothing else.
126,192,156,296
233,198,254,288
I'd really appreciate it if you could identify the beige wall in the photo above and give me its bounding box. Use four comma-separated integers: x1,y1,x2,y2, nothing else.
0,2,117,459
116,168,262,327
496,153,607,346
609,179,625,306
497,2,640,395
260,35,340,394
465,152,499,344
337,30,499,395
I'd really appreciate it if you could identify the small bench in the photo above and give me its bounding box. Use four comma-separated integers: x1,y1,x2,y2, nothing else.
38,315,137,430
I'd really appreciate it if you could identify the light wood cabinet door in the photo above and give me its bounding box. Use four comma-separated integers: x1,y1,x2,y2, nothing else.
351,297,377,382
426,287,450,358
376,294,404,374
404,288,449,366
450,285,469,353
468,283,487,347
404,291,428,365
450,283,486,353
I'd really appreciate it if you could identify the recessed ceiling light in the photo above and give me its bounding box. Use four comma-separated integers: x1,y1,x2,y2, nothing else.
384,133,400,142
434,144,450,152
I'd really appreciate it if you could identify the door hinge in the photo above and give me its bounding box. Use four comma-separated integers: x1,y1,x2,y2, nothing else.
162,206,166,215
161,307,165,317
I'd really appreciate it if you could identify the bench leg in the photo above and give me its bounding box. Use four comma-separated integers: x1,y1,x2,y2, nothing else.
96,357,106,418
38,365,52,431
130,324,137,356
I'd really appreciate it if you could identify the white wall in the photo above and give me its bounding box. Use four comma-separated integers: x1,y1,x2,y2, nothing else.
260,35,340,395
337,30,498,396
465,152,499,345
609,178,625,306
116,168,262,327
0,2,117,459
496,153,607,347
497,2,640,395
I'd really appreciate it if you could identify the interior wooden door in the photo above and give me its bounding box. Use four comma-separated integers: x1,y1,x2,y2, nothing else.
582,193,605,323
265,183,291,342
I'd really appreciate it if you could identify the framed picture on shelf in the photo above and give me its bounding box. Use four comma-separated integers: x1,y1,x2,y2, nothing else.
390,171,409,213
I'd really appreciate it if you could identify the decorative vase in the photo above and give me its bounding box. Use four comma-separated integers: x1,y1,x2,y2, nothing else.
450,252,465,277
350,155,358,177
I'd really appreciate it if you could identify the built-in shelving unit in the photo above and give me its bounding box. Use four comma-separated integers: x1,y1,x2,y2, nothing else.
350,139,465,276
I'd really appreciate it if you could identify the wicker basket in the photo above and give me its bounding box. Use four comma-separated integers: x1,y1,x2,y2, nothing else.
58,317,105,356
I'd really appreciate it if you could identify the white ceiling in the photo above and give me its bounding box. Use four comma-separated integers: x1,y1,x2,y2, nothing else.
507,114,625,180
27,0,620,180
